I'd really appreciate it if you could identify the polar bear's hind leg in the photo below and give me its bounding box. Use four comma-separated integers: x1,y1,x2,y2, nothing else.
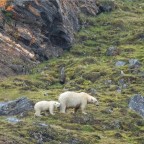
35,110,42,117
74,104,80,113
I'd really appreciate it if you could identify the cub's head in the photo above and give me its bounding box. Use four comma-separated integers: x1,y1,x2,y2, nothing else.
54,102,61,108
89,96,99,106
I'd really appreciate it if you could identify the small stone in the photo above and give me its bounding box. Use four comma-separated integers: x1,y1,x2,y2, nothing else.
117,87,121,93
115,61,126,67
129,59,141,67
105,80,112,85
6,117,21,124
106,46,120,56
101,108,113,114
89,88,97,95
44,93,49,96
114,133,123,138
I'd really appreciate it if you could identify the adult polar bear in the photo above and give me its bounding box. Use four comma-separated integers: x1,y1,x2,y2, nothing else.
58,91,99,114
34,101,60,117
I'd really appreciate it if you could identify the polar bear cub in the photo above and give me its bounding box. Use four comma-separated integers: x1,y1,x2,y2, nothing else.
34,101,60,117
58,91,99,114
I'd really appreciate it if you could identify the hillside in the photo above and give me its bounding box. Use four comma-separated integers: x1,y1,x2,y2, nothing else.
0,0,101,77
0,0,144,144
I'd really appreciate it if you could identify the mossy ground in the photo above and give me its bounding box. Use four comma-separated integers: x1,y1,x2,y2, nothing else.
0,0,144,143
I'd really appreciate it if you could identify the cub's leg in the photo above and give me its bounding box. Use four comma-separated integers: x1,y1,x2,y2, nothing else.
44,110,49,116
49,105,55,115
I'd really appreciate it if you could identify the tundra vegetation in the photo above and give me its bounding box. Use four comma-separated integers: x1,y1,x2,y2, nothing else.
0,0,144,144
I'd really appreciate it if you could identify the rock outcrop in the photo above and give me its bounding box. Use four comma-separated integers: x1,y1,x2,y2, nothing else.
0,0,115,77
0,97,34,115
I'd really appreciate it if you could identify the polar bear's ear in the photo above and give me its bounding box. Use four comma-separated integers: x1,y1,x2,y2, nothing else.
55,102,58,105
91,98,94,102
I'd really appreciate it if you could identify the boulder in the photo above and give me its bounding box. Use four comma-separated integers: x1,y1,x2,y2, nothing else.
0,97,34,116
129,94,144,118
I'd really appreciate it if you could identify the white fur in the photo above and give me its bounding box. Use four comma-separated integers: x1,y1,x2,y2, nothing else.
58,91,99,114
34,101,60,117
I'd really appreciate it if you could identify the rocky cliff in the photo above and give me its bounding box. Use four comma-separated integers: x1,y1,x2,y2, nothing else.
0,0,108,77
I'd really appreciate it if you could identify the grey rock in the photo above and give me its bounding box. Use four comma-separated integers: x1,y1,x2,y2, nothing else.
115,61,126,67
38,123,48,127
117,87,121,93
71,114,100,125
112,120,122,129
114,132,123,138
103,120,122,130
129,94,144,118
79,0,99,16
129,59,141,74
0,97,34,116
101,108,113,114
106,46,119,56
122,84,127,89
13,0,33,6
99,0,117,12
67,138,84,144
44,93,49,96
0,102,6,108
129,59,141,67
118,79,125,85
118,79,127,89
29,125,55,143
59,67,66,84
33,122,49,127
138,71,144,77
6,117,21,124
105,79,112,85
88,88,97,95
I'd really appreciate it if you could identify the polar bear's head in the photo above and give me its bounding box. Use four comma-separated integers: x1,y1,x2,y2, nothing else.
89,96,99,106
54,102,61,108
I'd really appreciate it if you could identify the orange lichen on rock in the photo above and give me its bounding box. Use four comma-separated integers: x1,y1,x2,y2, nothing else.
0,0,7,8
6,5,14,11
0,0,14,11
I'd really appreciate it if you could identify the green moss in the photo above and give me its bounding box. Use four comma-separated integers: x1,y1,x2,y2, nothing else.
82,125,95,132
0,0,144,143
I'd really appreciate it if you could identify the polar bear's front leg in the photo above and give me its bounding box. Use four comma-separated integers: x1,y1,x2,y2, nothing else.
60,103,66,113
49,105,55,115
80,102,87,115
